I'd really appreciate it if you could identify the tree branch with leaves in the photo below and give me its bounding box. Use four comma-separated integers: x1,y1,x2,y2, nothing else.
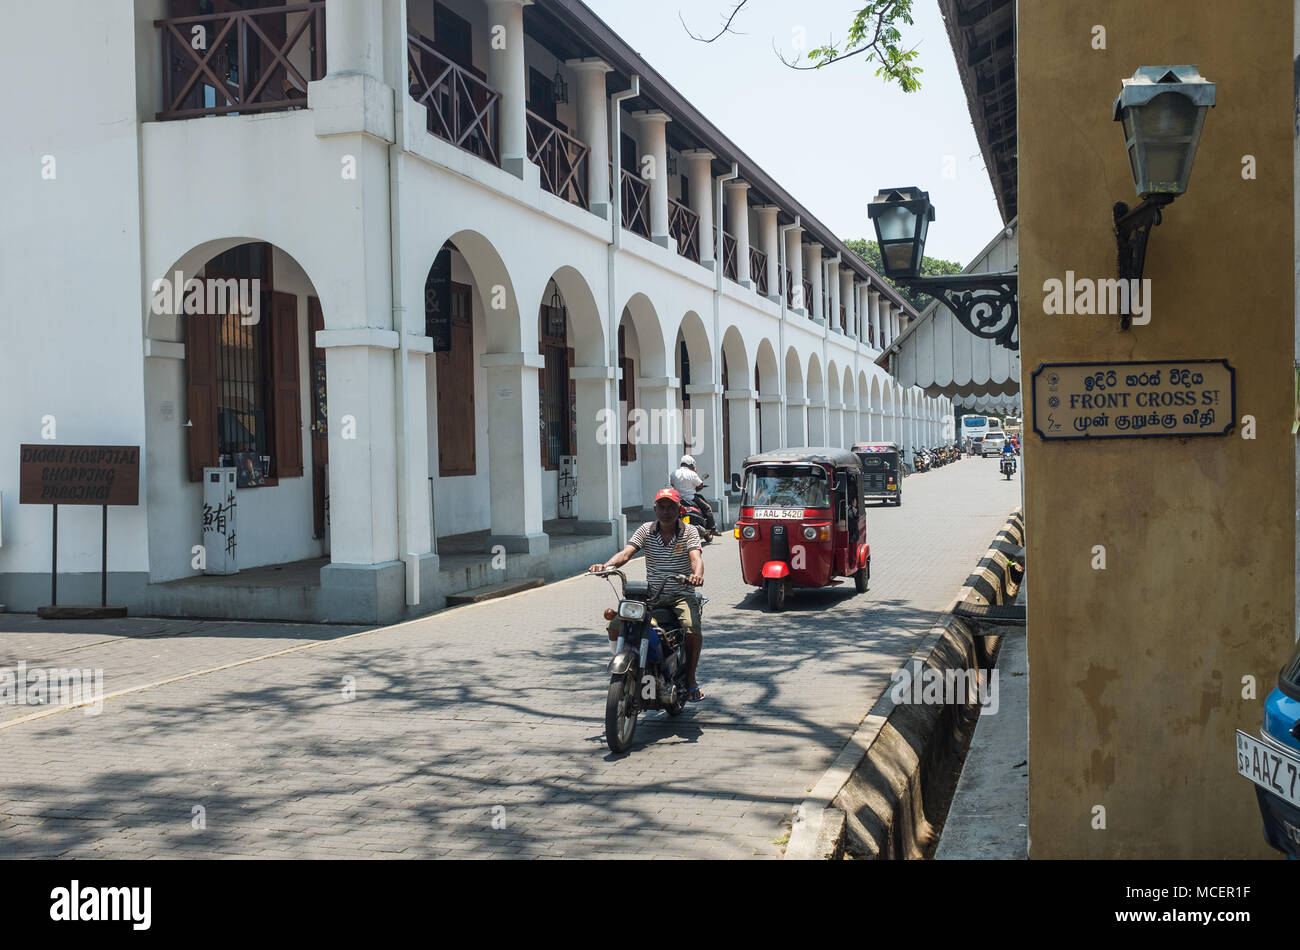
682,0,923,92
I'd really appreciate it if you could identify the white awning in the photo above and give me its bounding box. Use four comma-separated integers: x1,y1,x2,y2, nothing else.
879,220,1020,401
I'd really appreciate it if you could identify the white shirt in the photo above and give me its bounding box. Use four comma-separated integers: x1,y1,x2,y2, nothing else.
671,466,703,502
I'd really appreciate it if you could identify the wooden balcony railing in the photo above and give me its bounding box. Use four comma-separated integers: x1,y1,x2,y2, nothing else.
527,110,588,209
785,268,794,307
621,169,650,238
839,305,847,331
870,325,876,346
801,279,813,314
720,231,738,282
156,2,326,120
668,198,700,262
749,247,768,295
408,34,500,165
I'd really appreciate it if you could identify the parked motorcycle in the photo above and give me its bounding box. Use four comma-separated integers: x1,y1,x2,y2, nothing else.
591,568,704,754
913,447,929,473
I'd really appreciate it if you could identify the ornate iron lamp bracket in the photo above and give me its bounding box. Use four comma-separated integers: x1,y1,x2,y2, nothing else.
1113,194,1174,330
897,273,1019,351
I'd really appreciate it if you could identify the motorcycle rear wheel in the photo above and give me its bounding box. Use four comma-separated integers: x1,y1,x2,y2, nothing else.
605,671,638,753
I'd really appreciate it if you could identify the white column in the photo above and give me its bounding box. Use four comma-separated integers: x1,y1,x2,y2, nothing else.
786,397,806,446
637,378,680,501
682,150,716,265
685,384,722,490
786,228,805,312
827,261,841,333
805,243,824,324
568,58,612,219
867,290,880,349
842,271,852,337
755,206,781,299
480,352,548,553
758,393,782,452
633,111,671,248
325,0,384,78
725,387,757,473
486,0,531,179
571,366,618,528
725,180,752,287
855,284,869,343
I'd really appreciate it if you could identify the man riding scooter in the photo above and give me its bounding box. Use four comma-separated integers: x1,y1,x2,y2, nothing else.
671,455,716,538
590,488,707,702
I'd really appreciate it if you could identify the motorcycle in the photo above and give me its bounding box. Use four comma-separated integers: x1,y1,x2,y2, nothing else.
1000,453,1017,479
913,447,929,473
591,569,703,754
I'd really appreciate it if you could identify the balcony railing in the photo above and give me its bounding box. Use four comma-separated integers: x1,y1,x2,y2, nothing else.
408,34,500,166
870,325,876,346
785,268,794,308
720,231,738,282
621,169,651,238
156,2,326,120
839,305,847,331
749,247,768,295
527,110,588,209
802,280,813,314
668,198,700,262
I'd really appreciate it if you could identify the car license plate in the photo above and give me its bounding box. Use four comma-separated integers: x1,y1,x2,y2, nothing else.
1236,730,1300,808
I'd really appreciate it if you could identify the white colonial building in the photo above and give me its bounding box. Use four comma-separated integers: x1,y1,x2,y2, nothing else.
0,0,950,623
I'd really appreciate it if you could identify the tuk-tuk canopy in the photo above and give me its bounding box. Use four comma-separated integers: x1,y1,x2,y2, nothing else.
851,442,901,454
742,447,863,472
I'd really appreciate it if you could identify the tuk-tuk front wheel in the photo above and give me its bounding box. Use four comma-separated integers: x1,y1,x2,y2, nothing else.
854,560,870,593
765,578,787,612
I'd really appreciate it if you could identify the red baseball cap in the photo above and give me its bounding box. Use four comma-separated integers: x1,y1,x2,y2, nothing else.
654,488,682,506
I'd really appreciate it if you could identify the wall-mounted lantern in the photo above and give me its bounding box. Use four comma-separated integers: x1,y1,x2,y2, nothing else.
1112,65,1215,328
867,187,1018,351
552,57,569,105
867,187,934,279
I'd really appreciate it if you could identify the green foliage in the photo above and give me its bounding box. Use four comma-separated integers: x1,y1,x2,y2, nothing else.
806,0,922,92
842,238,964,312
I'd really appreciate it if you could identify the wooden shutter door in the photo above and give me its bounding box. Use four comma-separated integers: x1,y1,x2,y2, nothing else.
184,313,220,482
271,291,303,478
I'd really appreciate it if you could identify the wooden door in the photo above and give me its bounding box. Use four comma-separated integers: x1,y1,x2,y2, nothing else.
308,297,328,538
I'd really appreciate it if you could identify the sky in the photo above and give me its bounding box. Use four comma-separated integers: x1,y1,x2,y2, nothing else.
581,0,1005,265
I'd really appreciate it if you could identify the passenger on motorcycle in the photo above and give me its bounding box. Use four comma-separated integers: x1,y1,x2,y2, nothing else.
670,454,715,534
590,488,707,701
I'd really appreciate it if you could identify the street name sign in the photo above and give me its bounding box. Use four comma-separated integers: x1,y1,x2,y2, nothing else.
1031,360,1235,440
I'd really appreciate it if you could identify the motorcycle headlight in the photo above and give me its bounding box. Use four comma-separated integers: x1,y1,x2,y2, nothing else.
617,600,647,621
741,525,758,540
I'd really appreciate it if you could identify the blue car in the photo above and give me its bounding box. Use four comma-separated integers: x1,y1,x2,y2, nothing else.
1237,641,1300,857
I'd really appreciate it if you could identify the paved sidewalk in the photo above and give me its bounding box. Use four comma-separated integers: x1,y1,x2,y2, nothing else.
1,457,1022,858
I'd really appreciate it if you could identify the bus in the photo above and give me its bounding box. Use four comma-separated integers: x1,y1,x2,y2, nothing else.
959,415,990,446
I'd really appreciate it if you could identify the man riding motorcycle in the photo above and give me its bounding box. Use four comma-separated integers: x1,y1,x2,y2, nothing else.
590,488,707,701
670,454,716,536
1001,439,1017,473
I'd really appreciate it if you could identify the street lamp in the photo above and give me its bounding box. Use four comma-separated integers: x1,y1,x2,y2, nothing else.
867,186,934,279
1112,65,1215,328
867,188,1018,351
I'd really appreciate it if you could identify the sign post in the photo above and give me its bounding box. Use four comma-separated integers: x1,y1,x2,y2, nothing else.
19,444,141,619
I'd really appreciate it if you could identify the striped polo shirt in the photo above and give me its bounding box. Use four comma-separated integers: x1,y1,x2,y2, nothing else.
628,519,702,599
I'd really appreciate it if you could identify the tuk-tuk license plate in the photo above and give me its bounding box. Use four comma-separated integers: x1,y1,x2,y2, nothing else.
752,509,805,519
1236,730,1300,808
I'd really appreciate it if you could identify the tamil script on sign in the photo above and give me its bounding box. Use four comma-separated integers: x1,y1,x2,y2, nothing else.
1031,360,1235,441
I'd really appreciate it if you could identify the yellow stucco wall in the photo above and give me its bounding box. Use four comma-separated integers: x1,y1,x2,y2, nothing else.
1020,0,1295,856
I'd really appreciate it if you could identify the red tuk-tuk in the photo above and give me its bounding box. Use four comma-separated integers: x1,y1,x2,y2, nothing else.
731,448,870,611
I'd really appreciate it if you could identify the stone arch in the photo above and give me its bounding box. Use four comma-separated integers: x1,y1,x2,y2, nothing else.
786,347,806,447
807,352,826,445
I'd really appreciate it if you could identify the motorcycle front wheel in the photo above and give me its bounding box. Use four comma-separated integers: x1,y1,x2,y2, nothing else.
605,671,639,753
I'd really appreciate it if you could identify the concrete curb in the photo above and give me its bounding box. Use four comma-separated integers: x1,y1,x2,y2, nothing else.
784,508,1023,860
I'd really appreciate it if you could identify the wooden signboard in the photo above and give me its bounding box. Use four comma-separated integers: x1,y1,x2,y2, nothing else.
20,444,140,506
1031,360,1235,441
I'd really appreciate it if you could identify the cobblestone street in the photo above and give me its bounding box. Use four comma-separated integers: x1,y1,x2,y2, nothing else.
0,457,1020,858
